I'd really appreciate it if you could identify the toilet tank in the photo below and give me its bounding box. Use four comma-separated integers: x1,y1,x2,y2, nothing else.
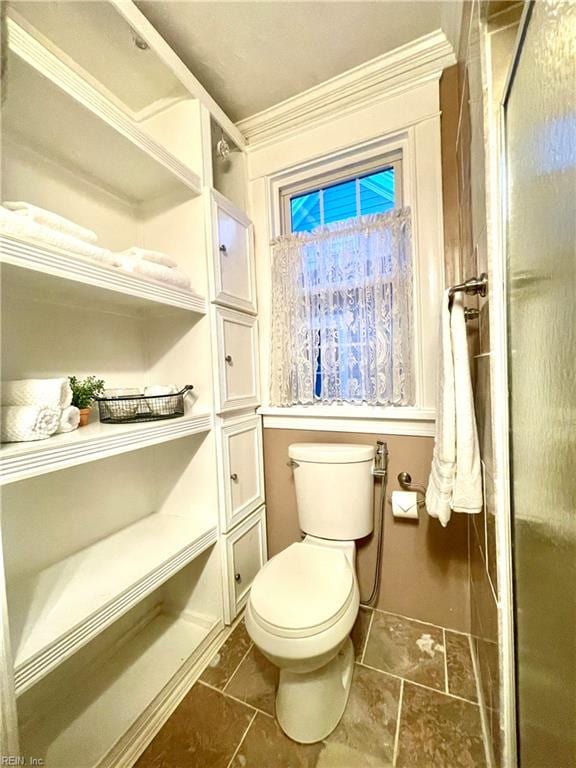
288,443,375,540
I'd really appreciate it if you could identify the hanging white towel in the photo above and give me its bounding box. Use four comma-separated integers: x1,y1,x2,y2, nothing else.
118,247,178,270
2,378,72,409
1,405,60,442
426,293,482,525
3,201,98,243
117,255,192,290
450,295,483,514
56,406,80,434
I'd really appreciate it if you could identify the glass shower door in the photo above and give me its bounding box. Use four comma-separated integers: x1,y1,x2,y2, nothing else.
504,2,575,766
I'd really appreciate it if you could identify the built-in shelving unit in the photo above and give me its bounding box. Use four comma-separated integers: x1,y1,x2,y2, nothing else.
0,1,245,763
0,412,212,485
0,235,207,315
11,514,217,694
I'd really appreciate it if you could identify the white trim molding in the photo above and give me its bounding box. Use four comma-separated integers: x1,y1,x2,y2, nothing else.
259,406,435,437
237,30,456,146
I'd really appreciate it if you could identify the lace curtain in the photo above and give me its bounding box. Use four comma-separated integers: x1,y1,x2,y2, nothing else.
270,208,414,406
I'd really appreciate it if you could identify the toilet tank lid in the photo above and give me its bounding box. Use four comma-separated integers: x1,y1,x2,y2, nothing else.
288,443,376,464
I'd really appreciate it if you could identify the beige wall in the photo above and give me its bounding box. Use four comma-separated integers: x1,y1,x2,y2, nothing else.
263,429,471,633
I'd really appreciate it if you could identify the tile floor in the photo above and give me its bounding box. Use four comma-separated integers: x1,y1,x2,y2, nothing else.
135,608,487,768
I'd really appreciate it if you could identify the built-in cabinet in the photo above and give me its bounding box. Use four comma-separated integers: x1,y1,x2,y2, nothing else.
0,2,265,764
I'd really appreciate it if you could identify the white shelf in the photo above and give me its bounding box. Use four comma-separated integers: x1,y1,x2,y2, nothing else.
21,611,221,768
10,513,218,694
0,412,212,486
4,18,202,203
0,234,207,315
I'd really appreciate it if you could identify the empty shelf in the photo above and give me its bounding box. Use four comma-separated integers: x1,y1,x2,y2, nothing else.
10,513,218,693
0,412,212,485
4,19,202,203
21,611,222,768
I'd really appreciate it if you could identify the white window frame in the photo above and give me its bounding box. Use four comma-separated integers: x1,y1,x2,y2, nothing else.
258,124,443,436
280,151,403,234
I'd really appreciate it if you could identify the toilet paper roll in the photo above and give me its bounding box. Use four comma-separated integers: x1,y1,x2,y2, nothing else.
392,490,419,519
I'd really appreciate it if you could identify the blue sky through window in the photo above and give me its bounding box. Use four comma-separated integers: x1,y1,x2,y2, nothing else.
290,166,395,233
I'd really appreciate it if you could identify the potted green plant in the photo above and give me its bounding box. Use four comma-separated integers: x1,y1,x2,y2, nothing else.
69,376,105,427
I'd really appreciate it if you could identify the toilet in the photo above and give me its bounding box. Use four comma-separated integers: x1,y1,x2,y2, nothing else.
245,442,375,744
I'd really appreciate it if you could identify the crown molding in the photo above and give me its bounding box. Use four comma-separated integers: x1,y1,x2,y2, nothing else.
236,29,456,147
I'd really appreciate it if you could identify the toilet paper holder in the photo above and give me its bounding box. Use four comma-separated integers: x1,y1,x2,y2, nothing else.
396,472,427,508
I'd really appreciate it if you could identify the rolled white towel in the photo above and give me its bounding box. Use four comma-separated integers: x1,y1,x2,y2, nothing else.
117,255,192,290
2,378,73,409
118,247,178,269
1,405,60,442
0,207,118,265
3,202,98,243
56,406,80,434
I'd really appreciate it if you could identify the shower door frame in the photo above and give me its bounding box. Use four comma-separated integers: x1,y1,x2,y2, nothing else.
490,3,536,767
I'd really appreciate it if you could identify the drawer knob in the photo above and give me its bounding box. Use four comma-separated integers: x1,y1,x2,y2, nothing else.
219,244,227,253
230,473,238,481
225,354,233,364
235,572,242,582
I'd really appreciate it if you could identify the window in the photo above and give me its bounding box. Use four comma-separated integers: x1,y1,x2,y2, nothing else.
271,154,413,406
281,155,402,235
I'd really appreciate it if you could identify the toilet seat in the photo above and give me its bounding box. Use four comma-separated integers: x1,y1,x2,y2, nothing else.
249,542,355,639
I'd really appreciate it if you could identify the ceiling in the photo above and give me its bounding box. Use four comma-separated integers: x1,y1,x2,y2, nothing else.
137,2,460,123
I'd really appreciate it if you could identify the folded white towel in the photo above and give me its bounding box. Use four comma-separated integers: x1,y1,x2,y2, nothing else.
426,293,482,526
1,405,60,443
56,406,80,434
0,208,118,265
117,255,192,290
118,247,178,269
3,202,98,243
2,378,72,409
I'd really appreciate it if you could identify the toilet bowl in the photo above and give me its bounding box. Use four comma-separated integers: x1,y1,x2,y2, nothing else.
246,442,375,744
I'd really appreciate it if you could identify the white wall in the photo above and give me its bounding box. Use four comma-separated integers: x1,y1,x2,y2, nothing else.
245,78,445,434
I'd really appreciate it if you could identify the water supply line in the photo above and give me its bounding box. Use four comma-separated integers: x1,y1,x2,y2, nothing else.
361,440,389,607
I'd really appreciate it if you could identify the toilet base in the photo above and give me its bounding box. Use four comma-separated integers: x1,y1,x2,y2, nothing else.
275,637,354,744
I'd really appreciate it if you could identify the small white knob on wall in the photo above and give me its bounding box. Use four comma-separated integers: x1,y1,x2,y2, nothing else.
391,490,419,519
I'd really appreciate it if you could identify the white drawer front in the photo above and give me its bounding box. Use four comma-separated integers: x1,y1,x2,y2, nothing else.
212,191,256,314
224,507,267,621
216,307,259,413
222,414,264,531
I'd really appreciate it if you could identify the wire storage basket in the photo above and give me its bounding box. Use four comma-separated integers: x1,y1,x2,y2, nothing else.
96,385,194,424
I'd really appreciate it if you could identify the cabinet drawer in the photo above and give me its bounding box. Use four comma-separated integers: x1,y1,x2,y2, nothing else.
224,507,267,621
211,190,256,314
215,307,259,413
220,414,264,532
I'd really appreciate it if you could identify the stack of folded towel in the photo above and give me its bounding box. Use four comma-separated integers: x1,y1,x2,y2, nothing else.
0,201,193,291
116,247,192,290
0,202,120,266
1,378,80,443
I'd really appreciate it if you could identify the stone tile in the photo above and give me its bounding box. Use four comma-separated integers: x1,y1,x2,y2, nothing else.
474,354,494,476
488,706,502,768
135,682,253,768
323,663,400,766
479,298,490,353
396,683,486,768
363,611,446,692
199,621,252,690
445,631,478,702
225,645,278,715
230,712,324,768
350,607,372,660
230,665,399,768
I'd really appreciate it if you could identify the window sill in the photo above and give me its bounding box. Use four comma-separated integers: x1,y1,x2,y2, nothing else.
257,405,435,437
